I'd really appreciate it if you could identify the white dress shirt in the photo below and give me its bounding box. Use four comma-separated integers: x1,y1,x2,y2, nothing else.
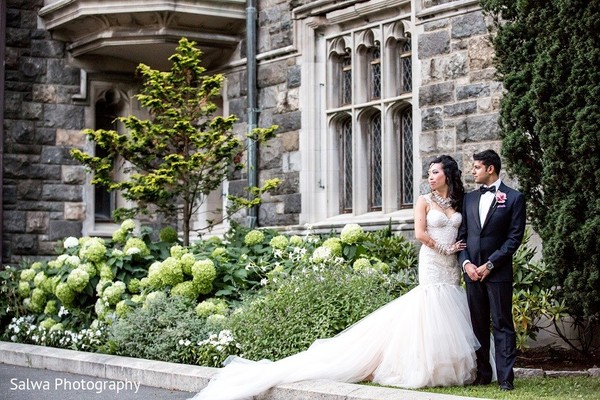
479,178,501,226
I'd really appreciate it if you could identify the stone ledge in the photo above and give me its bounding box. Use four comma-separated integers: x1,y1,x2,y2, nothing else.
0,341,482,400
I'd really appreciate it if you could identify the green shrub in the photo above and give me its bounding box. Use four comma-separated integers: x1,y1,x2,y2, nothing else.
229,266,416,361
512,229,567,349
107,295,213,363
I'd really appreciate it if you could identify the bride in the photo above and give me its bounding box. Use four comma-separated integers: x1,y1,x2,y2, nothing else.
192,155,479,400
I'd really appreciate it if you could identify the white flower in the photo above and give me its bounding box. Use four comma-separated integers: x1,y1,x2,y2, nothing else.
126,247,141,255
260,278,268,286
64,237,79,249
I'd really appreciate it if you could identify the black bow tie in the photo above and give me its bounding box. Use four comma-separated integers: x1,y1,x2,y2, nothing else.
479,185,496,194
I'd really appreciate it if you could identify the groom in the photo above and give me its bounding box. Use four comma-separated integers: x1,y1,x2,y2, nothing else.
458,149,526,391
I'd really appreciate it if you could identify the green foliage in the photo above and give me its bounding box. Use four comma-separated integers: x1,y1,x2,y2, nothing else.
0,264,28,329
70,37,279,245
511,230,567,349
107,295,214,363
229,266,416,361
481,0,600,321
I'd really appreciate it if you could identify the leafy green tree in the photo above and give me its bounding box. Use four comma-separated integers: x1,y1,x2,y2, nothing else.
72,38,279,245
480,1,600,324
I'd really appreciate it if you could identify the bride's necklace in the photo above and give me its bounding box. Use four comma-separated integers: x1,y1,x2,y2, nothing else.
431,190,452,210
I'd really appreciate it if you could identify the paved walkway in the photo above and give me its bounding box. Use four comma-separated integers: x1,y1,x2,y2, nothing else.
0,341,488,400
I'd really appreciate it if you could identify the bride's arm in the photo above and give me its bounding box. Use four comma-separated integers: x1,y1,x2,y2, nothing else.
414,195,435,249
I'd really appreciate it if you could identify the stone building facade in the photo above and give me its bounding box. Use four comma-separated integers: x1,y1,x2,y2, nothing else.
1,0,505,264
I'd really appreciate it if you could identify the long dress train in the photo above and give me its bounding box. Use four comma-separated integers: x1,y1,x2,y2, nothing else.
192,196,479,400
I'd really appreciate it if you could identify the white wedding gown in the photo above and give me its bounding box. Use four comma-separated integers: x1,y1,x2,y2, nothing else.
192,197,479,400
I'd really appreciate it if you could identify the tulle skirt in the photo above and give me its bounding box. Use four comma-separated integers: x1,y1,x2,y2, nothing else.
192,283,479,400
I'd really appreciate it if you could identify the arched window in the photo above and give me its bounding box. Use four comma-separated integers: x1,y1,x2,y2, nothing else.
396,107,413,207
400,38,412,94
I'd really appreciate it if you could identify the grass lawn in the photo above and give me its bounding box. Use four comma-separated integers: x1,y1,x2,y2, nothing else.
419,377,600,400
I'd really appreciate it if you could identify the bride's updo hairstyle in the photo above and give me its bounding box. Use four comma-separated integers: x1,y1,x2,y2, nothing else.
429,155,465,211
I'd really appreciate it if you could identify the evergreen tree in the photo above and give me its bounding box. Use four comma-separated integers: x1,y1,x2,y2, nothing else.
480,0,600,321
72,38,279,245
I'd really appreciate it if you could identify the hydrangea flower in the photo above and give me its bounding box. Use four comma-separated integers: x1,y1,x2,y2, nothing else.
191,259,216,294
144,291,167,308
98,264,114,280
96,279,112,297
94,298,107,320
195,298,228,318
170,281,199,300
30,262,43,271
49,323,64,333
352,258,372,272
146,262,163,289
115,300,133,318
30,288,47,313
18,281,30,298
311,246,332,264
340,223,365,244
44,300,58,315
373,261,390,274
112,228,127,244
127,278,141,294
123,238,150,258
33,271,47,288
39,318,56,330
111,249,124,258
103,281,126,305
63,236,79,249
67,268,90,293
64,255,81,269
170,245,187,259
211,247,227,258
269,235,289,250
244,230,265,246
41,276,60,295
322,237,343,257
289,235,303,246
79,237,107,263
55,282,75,306
159,257,184,287
20,269,36,282
120,219,136,232
179,253,196,276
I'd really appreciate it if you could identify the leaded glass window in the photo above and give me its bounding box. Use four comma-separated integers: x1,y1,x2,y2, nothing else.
340,119,353,212
342,53,352,105
369,45,381,100
369,113,382,210
400,38,412,94
94,91,118,222
398,108,413,207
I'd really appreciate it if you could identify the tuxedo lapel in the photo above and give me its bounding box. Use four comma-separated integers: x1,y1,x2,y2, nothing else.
482,198,497,229
472,192,483,231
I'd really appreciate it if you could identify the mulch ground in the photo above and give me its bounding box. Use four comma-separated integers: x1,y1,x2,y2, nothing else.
515,346,600,371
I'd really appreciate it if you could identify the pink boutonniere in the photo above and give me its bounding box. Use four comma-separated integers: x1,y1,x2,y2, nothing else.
495,190,507,204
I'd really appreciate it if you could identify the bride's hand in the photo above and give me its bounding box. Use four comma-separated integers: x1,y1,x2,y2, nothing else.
434,240,466,256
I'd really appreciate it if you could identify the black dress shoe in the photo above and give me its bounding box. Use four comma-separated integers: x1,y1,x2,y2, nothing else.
499,381,514,391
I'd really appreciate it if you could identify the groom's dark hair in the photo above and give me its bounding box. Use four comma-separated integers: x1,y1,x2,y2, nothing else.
473,149,501,174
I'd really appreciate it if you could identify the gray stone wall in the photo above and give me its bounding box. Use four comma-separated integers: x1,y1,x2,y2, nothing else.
417,8,502,189
3,1,86,263
227,0,302,228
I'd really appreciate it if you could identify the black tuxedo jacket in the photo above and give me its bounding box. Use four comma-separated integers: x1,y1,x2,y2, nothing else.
458,182,526,283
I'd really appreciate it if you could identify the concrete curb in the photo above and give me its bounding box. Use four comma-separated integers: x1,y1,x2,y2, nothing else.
0,341,485,400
